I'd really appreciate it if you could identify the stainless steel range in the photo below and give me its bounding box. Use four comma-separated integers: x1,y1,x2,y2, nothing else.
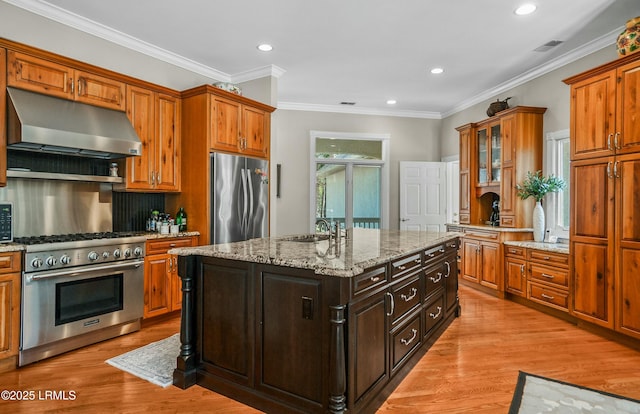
18,232,146,366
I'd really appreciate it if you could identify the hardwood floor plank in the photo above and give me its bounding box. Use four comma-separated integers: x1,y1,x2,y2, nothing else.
1,285,639,413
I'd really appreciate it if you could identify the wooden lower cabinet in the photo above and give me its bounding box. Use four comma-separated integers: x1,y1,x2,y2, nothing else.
176,238,460,414
527,249,570,312
0,252,22,371
461,233,500,289
144,236,197,318
505,245,527,297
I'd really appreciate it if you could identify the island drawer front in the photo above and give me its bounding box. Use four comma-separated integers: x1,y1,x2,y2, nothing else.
146,237,196,255
423,244,446,267
500,215,515,227
391,312,421,369
0,252,21,274
529,263,569,288
352,265,388,297
527,249,568,267
390,276,421,325
505,245,526,259
424,295,444,335
424,264,445,300
528,283,569,311
390,252,422,279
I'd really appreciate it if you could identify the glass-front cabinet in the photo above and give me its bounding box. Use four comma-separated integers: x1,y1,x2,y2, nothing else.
476,121,501,186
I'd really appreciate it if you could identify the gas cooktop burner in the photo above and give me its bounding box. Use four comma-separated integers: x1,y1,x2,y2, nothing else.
14,232,145,245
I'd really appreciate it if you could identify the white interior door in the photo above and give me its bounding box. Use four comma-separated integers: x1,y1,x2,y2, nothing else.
400,161,447,231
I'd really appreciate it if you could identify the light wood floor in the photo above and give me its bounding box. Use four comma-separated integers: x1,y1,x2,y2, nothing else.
2,285,640,413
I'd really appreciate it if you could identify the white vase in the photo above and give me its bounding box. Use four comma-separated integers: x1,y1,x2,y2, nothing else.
532,201,545,242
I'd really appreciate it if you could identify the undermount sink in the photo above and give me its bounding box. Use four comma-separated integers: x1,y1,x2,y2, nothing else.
285,234,330,242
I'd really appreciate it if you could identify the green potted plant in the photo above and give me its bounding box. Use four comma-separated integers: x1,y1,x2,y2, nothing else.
516,171,566,241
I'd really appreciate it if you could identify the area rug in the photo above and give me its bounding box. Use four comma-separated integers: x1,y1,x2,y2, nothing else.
105,333,180,388
509,371,640,413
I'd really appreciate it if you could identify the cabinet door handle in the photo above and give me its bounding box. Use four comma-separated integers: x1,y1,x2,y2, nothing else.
77,77,83,96
607,162,612,179
444,261,451,278
385,292,395,316
607,133,613,151
70,78,75,95
429,306,442,319
541,293,555,300
400,328,418,346
429,273,442,283
400,287,417,302
541,273,555,279
167,257,173,272
520,264,525,276
614,132,620,150
614,161,620,179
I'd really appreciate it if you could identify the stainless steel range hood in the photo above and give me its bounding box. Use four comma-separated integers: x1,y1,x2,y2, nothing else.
7,87,141,159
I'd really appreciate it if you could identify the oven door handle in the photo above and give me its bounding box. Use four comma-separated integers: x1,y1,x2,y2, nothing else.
27,260,144,282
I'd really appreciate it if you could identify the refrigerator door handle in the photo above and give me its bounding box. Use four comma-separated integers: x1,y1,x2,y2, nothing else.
241,168,249,236
246,168,255,233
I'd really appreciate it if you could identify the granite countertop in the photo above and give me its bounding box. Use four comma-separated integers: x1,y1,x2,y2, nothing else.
448,223,534,233
0,243,25,253
143,231,200,240
503,240,569,254
169,228,460,277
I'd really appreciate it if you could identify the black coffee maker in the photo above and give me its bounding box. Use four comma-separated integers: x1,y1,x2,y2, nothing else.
489,199,500,226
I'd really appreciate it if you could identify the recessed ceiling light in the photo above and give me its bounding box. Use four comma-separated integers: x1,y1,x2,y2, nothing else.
430,68,444,74
386,99,397,105
515,4,536,15
257,43,273,52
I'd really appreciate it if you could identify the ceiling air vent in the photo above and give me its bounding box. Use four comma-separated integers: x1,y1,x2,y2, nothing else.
340,101,356,105
534,40,563,52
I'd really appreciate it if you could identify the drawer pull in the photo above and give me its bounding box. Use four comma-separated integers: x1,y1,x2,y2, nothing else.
397,265,406,271
541,273,555,279
509,249,518,254
541,293,555,300
427,253,435,258
400,287,418,302
448,242,457,248
543,256,551,260
370,276,381,283
414,259,421,264
438,248,445,253
400,328,418,346
429,306,442,319
429,273,442,283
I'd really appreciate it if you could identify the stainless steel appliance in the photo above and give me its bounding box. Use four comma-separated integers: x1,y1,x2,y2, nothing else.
18,232,146,366
211,153,269,244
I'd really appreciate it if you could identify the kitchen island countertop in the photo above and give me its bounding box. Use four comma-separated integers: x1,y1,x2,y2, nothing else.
169,228,460,277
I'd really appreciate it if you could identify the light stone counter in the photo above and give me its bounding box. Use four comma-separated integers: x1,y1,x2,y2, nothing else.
447,223,534,233
0,243,25,253
143,231,200,240
503,240,569,254
169,228,460,277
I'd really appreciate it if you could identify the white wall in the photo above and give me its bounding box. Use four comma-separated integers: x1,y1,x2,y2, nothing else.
272,110,441,235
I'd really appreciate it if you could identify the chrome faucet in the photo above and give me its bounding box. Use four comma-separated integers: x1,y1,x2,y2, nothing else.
315,218,341,256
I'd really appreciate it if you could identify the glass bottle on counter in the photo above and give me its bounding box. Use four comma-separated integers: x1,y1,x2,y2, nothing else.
176,207,187,232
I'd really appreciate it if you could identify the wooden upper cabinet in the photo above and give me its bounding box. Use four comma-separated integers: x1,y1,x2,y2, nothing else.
0,48,7,188
211,95,242,153
124,85,181,192
566,53,640,160
205,87,275,159
7,51,125,111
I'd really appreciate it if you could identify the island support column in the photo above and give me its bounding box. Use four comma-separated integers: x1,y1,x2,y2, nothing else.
329,304,347,414
173,255,198,389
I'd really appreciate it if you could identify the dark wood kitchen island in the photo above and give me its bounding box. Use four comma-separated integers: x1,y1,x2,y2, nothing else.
170,228,460,414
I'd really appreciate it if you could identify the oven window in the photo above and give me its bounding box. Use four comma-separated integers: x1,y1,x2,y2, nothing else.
55,274,124,326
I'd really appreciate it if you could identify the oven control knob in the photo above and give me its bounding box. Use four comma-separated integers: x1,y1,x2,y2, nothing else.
60,254,71,265
133,247,143,257
113,248,121,258
31,258,43,269
88,251,99,261
102,251,110,259
45,256,57,267
124,248,132,258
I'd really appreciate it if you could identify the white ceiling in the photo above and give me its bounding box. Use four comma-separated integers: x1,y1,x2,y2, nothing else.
6,0,640,118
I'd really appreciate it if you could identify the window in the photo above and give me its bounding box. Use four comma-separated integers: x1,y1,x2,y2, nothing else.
310,131,389,232
545,129,570,238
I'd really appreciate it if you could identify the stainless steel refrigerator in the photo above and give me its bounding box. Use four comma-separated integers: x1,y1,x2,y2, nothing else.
211,153,269,244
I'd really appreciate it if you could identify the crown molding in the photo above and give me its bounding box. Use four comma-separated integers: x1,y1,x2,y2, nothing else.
277,102,441,119
231,65,286,83
6,0,232,81
440,26,622,118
